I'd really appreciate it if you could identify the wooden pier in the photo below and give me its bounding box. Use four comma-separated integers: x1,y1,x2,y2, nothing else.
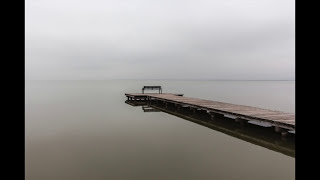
125,93,295,135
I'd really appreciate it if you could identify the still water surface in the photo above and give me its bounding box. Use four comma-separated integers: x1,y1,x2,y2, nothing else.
25,80,295,180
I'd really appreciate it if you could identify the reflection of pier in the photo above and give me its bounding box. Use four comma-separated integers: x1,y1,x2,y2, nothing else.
125,100,295,158
125,100,147,106
142,105,160,112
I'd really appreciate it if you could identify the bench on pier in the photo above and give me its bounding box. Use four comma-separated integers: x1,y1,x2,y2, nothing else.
142,86,162,94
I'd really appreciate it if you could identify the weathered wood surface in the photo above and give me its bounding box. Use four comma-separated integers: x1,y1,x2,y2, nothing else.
125,93,295,130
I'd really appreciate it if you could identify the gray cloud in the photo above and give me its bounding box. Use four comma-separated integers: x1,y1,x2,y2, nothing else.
26,0,295,80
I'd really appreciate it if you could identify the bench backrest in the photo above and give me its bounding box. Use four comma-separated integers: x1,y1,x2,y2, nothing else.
142,86,162,94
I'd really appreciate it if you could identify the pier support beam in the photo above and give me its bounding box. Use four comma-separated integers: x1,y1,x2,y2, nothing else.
281,131,288,138
235,118,246,127
274,126,282,133
274,126,289,138
209,112,224,119
189,107,196,116
210,114,215,121
207,112,216,121
174,104,181,112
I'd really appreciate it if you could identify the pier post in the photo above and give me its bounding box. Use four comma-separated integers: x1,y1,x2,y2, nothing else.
210,114,215,121
211,112,224,119
235,118,246,127
207,111,215,121
190,107,196,116
281,131,288,138
274,126,282,133
147,97,150,105
274,126,289,138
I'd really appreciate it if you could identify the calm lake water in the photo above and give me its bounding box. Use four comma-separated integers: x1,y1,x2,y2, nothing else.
25,80,295,180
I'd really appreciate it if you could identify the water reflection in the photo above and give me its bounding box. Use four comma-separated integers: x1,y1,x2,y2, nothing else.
125,100,295,158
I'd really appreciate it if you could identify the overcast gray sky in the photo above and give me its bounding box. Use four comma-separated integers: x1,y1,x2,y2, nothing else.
26,0,295,80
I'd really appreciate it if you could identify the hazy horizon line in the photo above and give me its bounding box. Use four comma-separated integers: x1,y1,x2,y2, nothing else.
25,79,295,81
